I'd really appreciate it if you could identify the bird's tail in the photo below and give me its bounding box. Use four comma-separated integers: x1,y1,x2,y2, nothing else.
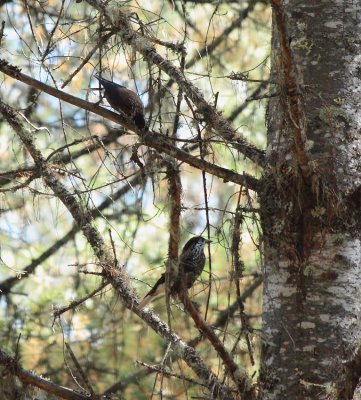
138,294,153,310
138,277,166,310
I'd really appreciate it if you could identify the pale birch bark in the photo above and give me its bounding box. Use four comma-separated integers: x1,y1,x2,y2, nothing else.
260,1,361,398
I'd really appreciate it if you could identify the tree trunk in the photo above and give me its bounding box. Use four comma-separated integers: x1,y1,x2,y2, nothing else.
259,1,361,399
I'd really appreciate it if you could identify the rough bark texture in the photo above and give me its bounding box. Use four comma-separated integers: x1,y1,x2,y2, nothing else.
260,1,361,399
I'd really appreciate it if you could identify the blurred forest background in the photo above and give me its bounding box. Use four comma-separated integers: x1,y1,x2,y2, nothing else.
0,0,270,398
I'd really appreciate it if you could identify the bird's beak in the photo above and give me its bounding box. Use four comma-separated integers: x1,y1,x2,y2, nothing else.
205,239,212,244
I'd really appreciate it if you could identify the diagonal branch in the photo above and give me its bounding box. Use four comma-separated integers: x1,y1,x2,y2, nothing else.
0,172,143,297
0,59,131,129
0,60,259,191
185,0,258,70
142,132,259,191
106,275,263,395
0,130,123,187
179,291,255,398
0,347,89,400
154,0,260,106
0,99,236,399
84,0,266,167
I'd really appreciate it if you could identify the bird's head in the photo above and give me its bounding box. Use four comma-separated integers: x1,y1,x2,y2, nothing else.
183,236,211,254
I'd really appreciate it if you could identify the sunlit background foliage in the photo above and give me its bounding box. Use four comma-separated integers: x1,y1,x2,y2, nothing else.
0,0,270,397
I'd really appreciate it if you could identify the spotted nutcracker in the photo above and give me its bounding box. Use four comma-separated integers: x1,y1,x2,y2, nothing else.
95,75,145,129
139,236,211,309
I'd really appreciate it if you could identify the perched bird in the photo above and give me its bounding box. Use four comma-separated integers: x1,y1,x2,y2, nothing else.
95,74,145,129
139,236,211,309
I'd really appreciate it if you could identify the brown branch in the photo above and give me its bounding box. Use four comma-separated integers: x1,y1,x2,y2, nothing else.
231,201,255,365
164,159,182,325
52,282,109,319
0,226,77,297
184,0,267,3
65,343,95,397
0,166,35,183
228,81,269,122
102,369,145,395
211,275,262,333
0,59,135,130
0,173,143,297
142,132,260,191
0,348,90,400
0,131,123,187
0,20,5,46
185,0,258,70
49,130,124,164
271,0,310,178
0,100,235,399
0,169,40,193
165,160,182,262
40,0,65,62
106,275,263,396
61,31,115,89
108,275,262,396
179,292,256,399
0,60,259,191
136,360,208,388
84,0,266,167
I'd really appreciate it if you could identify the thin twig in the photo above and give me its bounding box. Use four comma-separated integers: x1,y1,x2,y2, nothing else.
0,60,259,191
52,282,110,319
84,0,266,167
137,360,209,387
179,291,255,398
65,342,95,396
0,99,235,400
0,348,90,400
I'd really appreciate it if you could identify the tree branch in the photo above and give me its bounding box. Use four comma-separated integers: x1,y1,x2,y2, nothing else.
142,132,260,191
0,60,259,191
0,172,143,297
0,99,235,399
84,0,266,167
0,59,132,129
0,348,89,400
179,291,255,399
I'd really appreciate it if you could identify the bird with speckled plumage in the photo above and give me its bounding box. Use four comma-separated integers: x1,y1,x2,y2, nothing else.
95,75,145,130
139,236,211,309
